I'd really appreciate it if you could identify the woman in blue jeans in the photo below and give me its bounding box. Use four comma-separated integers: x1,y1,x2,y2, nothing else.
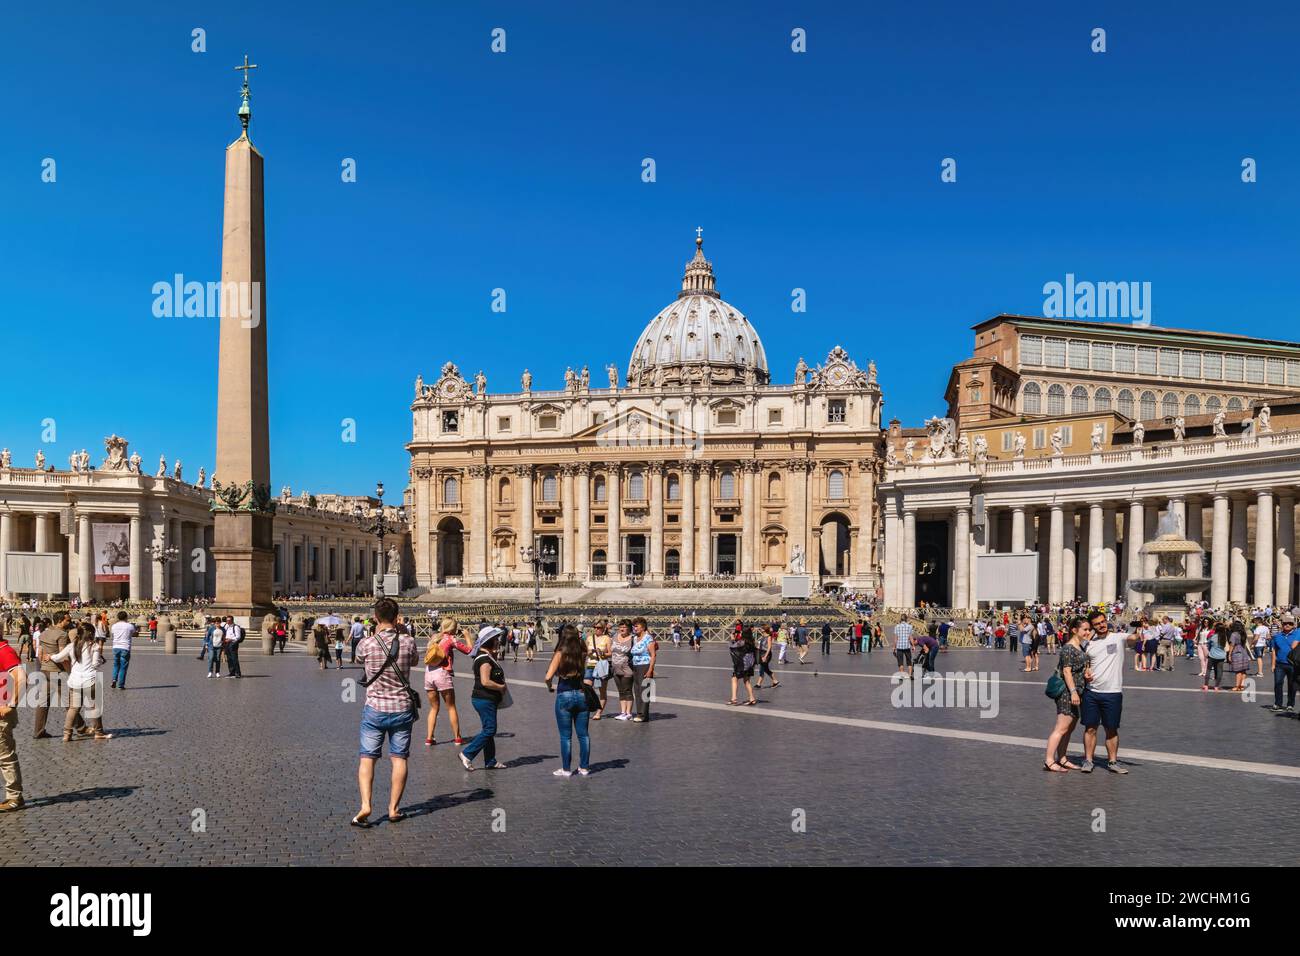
460,627,509,771
544,624,590,777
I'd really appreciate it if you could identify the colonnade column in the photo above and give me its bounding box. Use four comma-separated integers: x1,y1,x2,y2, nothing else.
0,512,9,597
680,462,695,577
1255,489,1275,607
607,465,622,580
883,497,900,607
1210,494,1230,607
169,517,184,598
1229,495,1249,605
575,464,590,580
1011,507,1026,552
697,464,712,577
78,514,93,602
741,462,757,576
561,464,576,577
1060,509,1076,602
1047,505,1064,605
953,506,971,610
1126,500,1146,607
129,515,144,602
901,508,917,609
516,464,534,575
1185,497,1204,604
649,463,665,578
1277,494,1294,608
1102,505,1118,602
1087,503,1104,604
204,525,215,598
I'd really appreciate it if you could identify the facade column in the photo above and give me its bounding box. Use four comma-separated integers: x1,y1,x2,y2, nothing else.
680,462,695,577
649,463,665,578
468,465,489,580
953,506,971,611
0,512,9,597
1126,500,1145,607
205,525,216,598
856,459,875,584
1255,489,1275,607
169,517,184,599
1047,505,1064,604
901,509,917,609
34,513,50,553
78,514,93,601
741,462,757,576
789,460,810,579
561,464,576,577
697,464,712,577
1277,495,1294,608
517,465,534,574
883,497,900,607
1060,509,1075,602
1229,495,1249,605
1011,507,1026,552
607,465,622,580
575,464,590,579
129,515,144,602
1087,503,1104,604
1102,505,1118,602
1210,494,1230,607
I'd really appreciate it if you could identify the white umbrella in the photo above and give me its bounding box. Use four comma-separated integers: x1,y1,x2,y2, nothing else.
315,614,345,627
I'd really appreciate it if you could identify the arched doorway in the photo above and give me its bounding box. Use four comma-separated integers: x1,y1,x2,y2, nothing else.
819,513,851,577
437,516,464,582
665,549,680,579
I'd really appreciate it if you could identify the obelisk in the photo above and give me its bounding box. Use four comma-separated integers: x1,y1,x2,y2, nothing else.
212,56,276,627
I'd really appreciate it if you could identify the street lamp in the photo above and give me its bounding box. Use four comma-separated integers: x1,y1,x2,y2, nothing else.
357,481,405,598
150,540,181,608
518,538,556,644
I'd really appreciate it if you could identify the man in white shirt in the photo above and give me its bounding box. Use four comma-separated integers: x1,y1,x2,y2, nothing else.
349,617,365,663
1080,610,1128,774
1252,615,1271,679
221,617,243,678
109,611,136,690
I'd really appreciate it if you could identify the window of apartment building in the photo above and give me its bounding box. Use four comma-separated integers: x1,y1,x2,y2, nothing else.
1271,358,1289,386
1158,349,1179,377
1162,393,1178,418
443,476,460,505
1181,350,1202,379
828,399,847,423
1091,342,1113,371
1021,335,1044,365
1071,386,1089,414
1047,384,1065,415
1001,432,1014,452
441,410,459,433
1060,426,1073,445
1117,389,1135,418
1205,396,1221,414
1032,428,1046,449
1289,360,1300,387
1044,337,1067,368
1094,387,1112,412
1224,353,1244,382
1227,396,1243,412
827,469,845,499
1137,346,1158,375
1022,382,1041,414
1115,344,1136,374
768,408,783,426
1068,339,1089,370
1185,394,1200,417
1203,352,1222,380
1246,355,1265,384
1140,391,1157,420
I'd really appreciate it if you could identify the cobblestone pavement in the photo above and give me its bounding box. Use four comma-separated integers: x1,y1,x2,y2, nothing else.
1,640,1297,865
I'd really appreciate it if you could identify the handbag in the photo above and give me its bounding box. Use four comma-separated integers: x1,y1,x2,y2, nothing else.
425,636,447,667
592,659,610,680
581,682,602,711
363,630,421,715
1044,658,1066,699
497,685,513,710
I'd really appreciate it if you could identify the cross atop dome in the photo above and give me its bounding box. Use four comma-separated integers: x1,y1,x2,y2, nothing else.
680,228,716,299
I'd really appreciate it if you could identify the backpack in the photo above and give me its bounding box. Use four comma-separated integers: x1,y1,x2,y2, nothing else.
1286,641,1300,673
425,635,448,667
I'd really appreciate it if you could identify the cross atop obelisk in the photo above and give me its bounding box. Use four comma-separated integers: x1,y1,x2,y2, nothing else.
235,54,258,133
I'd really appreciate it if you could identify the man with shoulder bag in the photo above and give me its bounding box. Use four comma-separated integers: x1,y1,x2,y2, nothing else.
353,597,420,828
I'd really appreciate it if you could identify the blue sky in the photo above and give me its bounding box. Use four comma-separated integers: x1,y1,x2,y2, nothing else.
2,1,1298,499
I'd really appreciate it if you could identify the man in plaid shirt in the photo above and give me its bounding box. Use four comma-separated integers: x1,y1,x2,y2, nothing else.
893,619,915,679
353,597,418,828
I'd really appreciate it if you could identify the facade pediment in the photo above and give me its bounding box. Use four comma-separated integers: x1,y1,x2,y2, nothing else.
575,406,699,446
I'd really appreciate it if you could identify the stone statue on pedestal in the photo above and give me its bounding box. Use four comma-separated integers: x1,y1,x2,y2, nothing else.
521,369,532,391
1050,427,1064,456
474,370,487,395
903,439,916,463
1012,432,1026,459
174,459,184,481
795,358,808,385
1242,416,1255,440
1259,404,1272,433
0,448,10,470
197,467,206,489
974,435,988,463
128,453,142,475
156,455,167,478
1173,417,1186,442
788,544,806,574
1090,421,1105,451
35,450,45,470
1132,422,1145,447
607,364,618,389
957,435,970,460
580,365,590,389
1212,409,1226,437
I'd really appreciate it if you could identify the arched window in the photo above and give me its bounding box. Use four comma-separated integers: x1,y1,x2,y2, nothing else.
1047,384,1065,416
1205,396,1222,414
665,549,680,578
627,469,646,500
1161,393,1179,418
593,475,606,503
497,477,512,504
666,474,681,501
1071,385,1089,414
1023,382,1042,414
1094,387,1112,412
719,470,736,498
767,472,782,499
1117,389,1135,418
827,469,846,499
443,476,460,505
1184,394,1201,417
591,549,607,580
542,473,558,502
1227,396,1243,412
1139,391,1157,420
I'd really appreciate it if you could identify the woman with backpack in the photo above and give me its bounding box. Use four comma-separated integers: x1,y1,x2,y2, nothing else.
1203,623,1228,691
424,617,473,747
1043,615,1090,772
545,624,592,777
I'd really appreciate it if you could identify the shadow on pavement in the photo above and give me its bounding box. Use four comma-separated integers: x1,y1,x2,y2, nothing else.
26,785,138,808
400,787,494,820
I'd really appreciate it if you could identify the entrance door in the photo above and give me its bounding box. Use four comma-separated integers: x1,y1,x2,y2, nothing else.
916,519,950,606
539,534,560,576
716,534,738,575
626,534,646,576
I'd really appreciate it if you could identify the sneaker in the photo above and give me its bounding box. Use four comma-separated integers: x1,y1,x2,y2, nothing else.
207,673,214,679
615,714,631,721
224,674,236,678
1106,761,1129,775
458,752,474,771
1270,705,1285,712
1079,759,1094,773
552,768,573,777
110,682,116,689
577,768,591,776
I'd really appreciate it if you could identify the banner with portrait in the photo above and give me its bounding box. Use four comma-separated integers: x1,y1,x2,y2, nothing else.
93,522,131,582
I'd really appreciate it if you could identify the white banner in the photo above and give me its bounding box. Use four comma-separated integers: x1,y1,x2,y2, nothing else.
93,522,131,582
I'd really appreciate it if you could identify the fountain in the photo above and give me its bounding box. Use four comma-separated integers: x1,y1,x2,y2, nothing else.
1126,510,1209,622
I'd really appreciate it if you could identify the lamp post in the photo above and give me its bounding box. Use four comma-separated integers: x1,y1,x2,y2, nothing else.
150,540,180,609
356,481,405,598
518,537,556,644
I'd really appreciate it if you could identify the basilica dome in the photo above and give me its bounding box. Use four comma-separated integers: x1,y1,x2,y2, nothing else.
627,236,769,388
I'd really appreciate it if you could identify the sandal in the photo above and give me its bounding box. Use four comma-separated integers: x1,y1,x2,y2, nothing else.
744,699,757,706
425,738,434,747
1042,762,1069,773
771,681,781,688
1059,759,1080,770
726,699,739,705
351,813,371,828
387,812,406,823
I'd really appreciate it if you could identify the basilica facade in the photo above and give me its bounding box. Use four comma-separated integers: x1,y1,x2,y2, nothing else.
407,237,885,590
